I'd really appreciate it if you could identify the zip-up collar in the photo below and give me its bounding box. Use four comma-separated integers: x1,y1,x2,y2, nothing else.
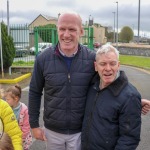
93,71,128,96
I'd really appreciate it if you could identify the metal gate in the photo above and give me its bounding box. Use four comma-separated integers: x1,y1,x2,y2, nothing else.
34,26,94,55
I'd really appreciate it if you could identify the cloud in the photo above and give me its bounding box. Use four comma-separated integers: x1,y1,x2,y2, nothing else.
0,0,150,36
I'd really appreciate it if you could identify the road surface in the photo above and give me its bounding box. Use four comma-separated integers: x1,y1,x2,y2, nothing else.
21,65,150,150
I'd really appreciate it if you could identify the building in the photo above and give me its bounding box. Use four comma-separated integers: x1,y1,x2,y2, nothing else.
28,14,106,47
93,24,106,44
29,14,58,28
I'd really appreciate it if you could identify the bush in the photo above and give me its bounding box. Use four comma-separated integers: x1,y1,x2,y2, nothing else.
0,22,15,72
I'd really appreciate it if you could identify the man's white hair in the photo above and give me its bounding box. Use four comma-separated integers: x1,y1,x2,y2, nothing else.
96,44,119,60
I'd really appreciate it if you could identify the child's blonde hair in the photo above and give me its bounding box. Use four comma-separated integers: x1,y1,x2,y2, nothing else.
0,133,14,150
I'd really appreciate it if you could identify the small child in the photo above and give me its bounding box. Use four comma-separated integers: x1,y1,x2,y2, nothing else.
4,85,32,150
0,132,14,150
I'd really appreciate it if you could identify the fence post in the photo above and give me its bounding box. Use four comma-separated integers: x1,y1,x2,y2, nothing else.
55,31,58,45
34,27,38,56
88,27,94,50
51,29,55,45
0,22,4,78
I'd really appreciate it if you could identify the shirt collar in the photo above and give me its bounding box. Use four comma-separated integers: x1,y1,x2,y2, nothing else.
58,44,78,57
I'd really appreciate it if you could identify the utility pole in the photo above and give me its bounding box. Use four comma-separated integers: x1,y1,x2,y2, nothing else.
112,12,116,43
116,1,118,50
137,0,141,44
0,22,4,78
7,0,10,35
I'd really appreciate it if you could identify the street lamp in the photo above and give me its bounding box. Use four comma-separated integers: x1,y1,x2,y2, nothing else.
0,22,4,78
137,0,141,44
132,24,135,36
132,24,134,31
58,13,61,18
112,12,116,43
7,0,10,35
116,1,118,50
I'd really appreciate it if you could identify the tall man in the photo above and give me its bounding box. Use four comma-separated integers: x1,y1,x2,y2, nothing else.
28,11,96,150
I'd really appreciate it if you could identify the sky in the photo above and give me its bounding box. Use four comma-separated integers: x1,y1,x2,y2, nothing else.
0,0,150,37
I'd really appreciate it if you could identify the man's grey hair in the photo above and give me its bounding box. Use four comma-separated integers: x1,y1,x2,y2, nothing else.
96,44,119,60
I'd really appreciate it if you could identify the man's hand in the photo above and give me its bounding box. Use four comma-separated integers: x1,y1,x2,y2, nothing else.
141,99,150,115
31,127,47,141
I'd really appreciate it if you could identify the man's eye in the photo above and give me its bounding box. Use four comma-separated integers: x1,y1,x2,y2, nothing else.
59,28,65,31
100,63,105,66
110,62,117,66
69,29,76,32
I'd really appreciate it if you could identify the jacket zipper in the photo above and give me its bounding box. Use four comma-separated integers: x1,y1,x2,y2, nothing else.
68,73,71,83
86,92,100,149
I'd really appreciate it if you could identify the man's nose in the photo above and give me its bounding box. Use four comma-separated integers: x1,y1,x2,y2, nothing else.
105,64,111,70
64,30,70,37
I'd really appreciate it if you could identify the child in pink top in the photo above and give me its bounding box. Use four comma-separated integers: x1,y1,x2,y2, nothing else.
4,85,32,150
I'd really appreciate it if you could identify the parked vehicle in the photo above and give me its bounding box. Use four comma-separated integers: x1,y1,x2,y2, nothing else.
93,42,101,48
15,46,29,57
29,42,52,55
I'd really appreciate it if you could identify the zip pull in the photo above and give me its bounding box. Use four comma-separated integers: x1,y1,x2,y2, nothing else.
68,73,71,82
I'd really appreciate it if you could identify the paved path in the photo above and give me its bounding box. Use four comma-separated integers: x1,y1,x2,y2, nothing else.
121,65,150,100
121,65,150,150
21,65,150,150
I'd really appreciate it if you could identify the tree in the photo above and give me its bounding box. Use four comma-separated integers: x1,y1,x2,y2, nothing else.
0,22,15,72
120,26,134,43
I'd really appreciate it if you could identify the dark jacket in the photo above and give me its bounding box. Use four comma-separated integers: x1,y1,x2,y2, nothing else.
81,71,141,150
29,44,96,134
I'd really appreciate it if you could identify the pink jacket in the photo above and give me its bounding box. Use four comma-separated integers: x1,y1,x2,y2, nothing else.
19,102,32,149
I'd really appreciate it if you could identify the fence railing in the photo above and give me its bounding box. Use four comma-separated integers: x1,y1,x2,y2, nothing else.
9,24,94,66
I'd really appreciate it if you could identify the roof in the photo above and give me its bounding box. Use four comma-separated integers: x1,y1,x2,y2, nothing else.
29,14,58,26
41,14,58,20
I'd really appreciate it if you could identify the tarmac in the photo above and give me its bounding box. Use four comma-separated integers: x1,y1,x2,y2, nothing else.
1,65,150,150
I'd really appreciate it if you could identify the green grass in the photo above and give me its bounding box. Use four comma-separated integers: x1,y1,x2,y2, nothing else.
120,55,150,69
12,61,34,66
12,55,150,70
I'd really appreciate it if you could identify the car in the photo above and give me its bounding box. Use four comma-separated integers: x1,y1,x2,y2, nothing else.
15,46,29,57
106,42,112,45
29,42,52,55
93,42,101,48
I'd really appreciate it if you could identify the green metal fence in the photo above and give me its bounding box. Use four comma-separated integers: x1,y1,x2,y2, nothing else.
34,27,58,55
10,25,94,66
83,27,94,49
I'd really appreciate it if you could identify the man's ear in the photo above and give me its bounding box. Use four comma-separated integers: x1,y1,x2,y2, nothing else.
118,61,120,67
80,27,84,36
94,61,97,71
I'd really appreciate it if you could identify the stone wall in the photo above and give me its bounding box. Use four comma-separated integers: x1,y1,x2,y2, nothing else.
10,46,150,74
118,46,150,57
11,66,33,73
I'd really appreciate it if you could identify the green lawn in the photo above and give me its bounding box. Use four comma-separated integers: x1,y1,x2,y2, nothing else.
120,55,150,69
12,55,150,70
12,61,34,66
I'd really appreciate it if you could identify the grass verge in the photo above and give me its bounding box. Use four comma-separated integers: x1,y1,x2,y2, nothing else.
120,55,150,70
12,55,150,70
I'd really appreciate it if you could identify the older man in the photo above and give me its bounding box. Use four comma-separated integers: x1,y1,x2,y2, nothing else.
81,44,142,150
